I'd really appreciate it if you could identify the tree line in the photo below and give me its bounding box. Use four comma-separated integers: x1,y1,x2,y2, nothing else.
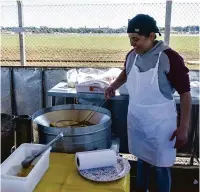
1,25,199,34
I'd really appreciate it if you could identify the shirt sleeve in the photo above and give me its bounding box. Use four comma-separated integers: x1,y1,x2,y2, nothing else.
124,49,134,71
164,48,190,94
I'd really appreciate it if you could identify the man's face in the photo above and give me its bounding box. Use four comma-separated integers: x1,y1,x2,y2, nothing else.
128,33,155,54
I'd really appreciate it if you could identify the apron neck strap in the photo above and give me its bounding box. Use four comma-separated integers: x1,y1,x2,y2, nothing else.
151,51,162,84
133,54,138,66
155,51,162,69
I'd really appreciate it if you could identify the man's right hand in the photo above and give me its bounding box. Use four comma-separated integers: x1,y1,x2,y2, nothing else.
104,86,116,99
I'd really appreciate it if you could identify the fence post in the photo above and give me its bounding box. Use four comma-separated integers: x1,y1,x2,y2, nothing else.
164,0,172,45
17,0,26,66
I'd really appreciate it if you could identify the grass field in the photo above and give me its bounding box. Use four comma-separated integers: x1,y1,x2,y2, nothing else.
1,34,199,69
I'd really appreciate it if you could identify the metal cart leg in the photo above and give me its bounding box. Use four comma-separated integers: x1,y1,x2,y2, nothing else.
190,156,194,166
52,96,56,106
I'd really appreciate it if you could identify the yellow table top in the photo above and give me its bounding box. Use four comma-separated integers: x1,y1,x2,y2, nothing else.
34,153,130,192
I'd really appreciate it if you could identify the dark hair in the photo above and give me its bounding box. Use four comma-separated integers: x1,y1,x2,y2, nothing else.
127,14,161,37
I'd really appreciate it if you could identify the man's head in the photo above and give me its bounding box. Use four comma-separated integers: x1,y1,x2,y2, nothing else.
127,14,161,54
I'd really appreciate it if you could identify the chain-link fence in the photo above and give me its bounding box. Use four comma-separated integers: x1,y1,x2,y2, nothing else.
170,2,199,62
1,2,20,65
1,1,199,67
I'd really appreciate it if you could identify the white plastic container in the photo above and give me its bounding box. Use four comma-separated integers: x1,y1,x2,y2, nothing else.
75,80,109,94
1,143,52,192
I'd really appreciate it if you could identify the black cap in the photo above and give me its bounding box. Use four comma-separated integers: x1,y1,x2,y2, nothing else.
127,14,161,36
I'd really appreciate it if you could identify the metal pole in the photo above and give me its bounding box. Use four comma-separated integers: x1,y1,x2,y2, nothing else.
17,0,26,66
164,0,172,45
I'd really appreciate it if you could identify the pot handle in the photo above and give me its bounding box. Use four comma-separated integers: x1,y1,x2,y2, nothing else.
12,115,17,119
13,115,32,121
11,146,16,154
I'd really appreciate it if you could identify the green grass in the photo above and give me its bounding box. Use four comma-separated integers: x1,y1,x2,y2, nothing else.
1,34,199,69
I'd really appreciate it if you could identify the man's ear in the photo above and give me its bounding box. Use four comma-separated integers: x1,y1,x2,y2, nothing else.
149,32,156,40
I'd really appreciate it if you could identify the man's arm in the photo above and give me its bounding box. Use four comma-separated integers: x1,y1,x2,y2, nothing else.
179,92,192,129
170,92,192,149
110,49,133,90
165,49,191,149
110,69,127,90
105,49,133,99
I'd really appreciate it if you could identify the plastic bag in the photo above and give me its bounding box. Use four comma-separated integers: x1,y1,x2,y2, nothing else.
66,68,122,88
67,69,78,88
77,68,122,84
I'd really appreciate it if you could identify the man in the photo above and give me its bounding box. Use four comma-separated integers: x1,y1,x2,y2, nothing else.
105,14,191,192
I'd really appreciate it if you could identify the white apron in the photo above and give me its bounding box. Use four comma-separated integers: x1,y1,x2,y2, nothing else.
127,51,177,167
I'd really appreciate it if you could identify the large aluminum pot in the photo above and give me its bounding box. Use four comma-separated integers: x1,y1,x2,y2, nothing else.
32,104,112,153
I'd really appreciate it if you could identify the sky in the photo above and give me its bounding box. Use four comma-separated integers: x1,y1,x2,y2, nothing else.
0,0,199,28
